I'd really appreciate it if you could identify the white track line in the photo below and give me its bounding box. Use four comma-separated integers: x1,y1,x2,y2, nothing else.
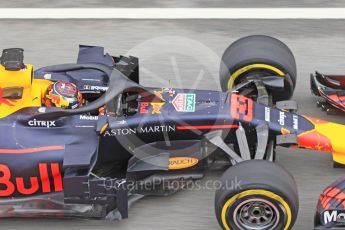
2,8,345,19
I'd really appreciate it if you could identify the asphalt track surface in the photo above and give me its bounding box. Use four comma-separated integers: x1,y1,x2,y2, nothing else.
1,0,345,8
2,19,345,229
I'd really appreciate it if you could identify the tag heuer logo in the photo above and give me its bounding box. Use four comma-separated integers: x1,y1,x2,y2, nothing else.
172,93,196,112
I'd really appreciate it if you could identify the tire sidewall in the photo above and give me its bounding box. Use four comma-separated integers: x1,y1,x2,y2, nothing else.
215,161,298,230
216,185,296,230
219,35,297,101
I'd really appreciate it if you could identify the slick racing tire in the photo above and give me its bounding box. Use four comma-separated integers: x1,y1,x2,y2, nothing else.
220,35,297,102
215,160,298,230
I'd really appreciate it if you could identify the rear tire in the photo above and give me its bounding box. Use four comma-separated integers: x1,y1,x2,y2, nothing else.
215,160,298,230
220,35,297,102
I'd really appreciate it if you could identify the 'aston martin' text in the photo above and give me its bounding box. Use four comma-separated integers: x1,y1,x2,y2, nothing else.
104,125,176,136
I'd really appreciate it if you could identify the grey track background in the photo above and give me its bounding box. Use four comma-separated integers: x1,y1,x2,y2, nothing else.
2,19,345,229
1,0,345,8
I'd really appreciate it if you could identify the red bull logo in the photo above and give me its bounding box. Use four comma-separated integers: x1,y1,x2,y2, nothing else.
0,163,63,197
139,101,165,114
153,90,164,100
151,102,165,114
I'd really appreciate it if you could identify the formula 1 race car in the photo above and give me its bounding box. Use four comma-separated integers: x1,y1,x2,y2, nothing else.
1,35,345,230
311,71,345,115
310,71,345,229
315,175,345,229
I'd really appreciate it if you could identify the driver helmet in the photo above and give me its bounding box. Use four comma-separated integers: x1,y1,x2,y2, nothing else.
43,81,83,109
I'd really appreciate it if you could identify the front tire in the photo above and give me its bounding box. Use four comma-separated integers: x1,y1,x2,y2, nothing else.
220,35,297,102
215,160,298,230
